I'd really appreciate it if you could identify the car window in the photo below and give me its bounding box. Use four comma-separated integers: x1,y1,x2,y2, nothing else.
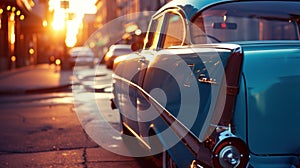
162,12,185,48
144,15,164,50
191,1,300,43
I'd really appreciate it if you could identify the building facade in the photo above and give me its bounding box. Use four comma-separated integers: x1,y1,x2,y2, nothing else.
88,0,171,58
0,0,49,72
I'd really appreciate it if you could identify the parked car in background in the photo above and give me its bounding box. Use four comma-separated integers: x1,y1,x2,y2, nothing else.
111,0,300,167
104,44,132,69
68,46,97,68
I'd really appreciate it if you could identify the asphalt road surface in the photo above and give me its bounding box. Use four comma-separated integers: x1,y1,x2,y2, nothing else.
0,65,159,168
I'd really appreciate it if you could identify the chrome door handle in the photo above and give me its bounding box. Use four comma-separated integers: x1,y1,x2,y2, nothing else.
138,58,146,63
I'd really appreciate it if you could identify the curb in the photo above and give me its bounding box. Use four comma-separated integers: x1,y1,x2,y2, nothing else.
0,83,79,95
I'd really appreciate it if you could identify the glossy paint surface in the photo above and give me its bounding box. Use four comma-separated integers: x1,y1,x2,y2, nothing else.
242,42,300,155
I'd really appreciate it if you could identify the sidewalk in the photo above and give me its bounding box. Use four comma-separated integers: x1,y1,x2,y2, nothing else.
0,64,74,94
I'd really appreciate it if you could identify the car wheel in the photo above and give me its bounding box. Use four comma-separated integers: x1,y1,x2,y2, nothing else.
162,151,177,168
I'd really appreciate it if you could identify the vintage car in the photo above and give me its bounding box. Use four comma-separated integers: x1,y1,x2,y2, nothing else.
68,46,97,68
104,44,132,69
111,0,300,167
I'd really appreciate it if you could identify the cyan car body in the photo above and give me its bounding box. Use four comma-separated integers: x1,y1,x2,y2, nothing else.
111,0,300,167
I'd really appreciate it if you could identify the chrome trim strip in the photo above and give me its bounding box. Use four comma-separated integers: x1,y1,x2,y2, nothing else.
122,122,151,150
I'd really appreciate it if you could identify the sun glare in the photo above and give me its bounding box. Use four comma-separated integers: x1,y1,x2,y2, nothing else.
51,9,65,30
49,0,97,47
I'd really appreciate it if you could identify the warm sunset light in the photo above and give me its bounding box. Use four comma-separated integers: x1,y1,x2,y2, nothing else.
51,9,64,31
42,20,48,27
48,0,97,47
29,48,35,55
10,56,16,62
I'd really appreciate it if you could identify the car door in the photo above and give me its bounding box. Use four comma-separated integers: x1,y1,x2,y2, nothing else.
136,10,188,140
134,13,166,139
113,13,166,136
113,52,144,135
